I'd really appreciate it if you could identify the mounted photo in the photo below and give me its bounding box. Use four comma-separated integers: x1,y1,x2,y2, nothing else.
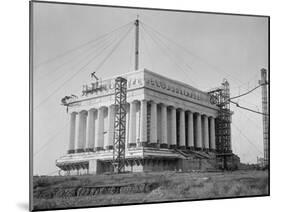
30,1,269,211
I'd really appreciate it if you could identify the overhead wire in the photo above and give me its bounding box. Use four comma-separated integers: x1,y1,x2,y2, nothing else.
141,22,244,85
141,23,199,88
35,24,130,82
141,21,263,100
232,122,263,155
37,27,127,89
34,122,69,157
34,24,130,110
230,100,268,116
139,23,154,71
234,106,262,130
92,26,134,74
34,24,133,111
34,21,133,69
229,84,263,101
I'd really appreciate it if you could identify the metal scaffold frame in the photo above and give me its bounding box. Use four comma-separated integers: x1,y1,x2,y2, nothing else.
208,79,232,169
112,77,127,173
259,68,269,167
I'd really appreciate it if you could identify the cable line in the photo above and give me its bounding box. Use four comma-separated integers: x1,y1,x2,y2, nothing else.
34,25,132,110
230,100,268,116
34,25,133,111
34,21,133,69
235,107,262,130
142,22,209,89
93,26,134,74
229,84,264,101
34,122,69,157
141,23,199,88
141,21,255,89
36,24,130,82
37,28,126,90
232,122,263,155
139,23,154,71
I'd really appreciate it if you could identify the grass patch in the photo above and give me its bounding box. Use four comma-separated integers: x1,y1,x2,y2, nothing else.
33,170,269,210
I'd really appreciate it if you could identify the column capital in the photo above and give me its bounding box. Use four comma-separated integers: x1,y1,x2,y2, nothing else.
88,108,97,112
79,110,87,115
129,100,138,104
178,107,186,112
98,106,106,110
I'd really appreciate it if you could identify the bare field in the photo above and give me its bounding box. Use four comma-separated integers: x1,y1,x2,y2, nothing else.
33,170,269,210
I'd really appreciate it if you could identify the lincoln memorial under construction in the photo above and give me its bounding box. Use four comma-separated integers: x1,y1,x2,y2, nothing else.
56,68,239,175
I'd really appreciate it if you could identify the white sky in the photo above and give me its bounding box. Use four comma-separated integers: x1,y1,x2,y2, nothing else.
32,2,268,175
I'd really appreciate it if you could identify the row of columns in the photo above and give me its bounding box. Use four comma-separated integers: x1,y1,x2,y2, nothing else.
68,100,216,154
127,100,216,150
68,106,116,154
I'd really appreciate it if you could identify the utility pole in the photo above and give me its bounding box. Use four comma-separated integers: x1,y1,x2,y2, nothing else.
259,68,269,168
134,16,139,71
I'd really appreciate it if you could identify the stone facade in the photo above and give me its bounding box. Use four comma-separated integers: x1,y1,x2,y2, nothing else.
56,69,220,175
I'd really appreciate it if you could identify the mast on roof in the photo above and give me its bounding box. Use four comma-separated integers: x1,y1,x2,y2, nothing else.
134,15,139,71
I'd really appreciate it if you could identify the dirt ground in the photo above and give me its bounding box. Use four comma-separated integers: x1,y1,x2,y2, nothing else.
33,170,269,210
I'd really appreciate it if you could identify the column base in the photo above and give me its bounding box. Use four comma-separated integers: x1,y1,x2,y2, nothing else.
104,145,113,150
169,145,177,149
160,143,168,148
186,146,195,150
67,149,75,154
94,147,104,151
178,146,186,150
195,147,203,151
128,143,136,148
85,148,94,152
75,149,85,153
139,142,148,147
146,143,158,148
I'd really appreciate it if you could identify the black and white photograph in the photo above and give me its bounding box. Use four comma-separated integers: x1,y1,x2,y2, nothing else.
30,1,269,211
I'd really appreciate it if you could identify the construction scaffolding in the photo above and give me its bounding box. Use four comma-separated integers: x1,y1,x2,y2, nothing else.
208,79,233,169
259,68,269,167
112,77,128,173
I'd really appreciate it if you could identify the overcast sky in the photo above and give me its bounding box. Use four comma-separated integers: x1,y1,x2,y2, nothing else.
32,2,268,175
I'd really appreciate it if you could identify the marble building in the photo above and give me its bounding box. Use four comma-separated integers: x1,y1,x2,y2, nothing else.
56,69,221,175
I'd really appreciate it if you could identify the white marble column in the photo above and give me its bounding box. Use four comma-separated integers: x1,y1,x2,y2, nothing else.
105,105,115,150
95,107,104,151
150,101,157,145
171,107,177,148
187,111,194,148
195,113,202,149
86,109,95,151
161,104,168,148
140,100,147,145
68,112,76,154
125,104,130,148
128,101,137,147
203,115,209,150
75,111,87,152
210,117,216,150
179,109,186,148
